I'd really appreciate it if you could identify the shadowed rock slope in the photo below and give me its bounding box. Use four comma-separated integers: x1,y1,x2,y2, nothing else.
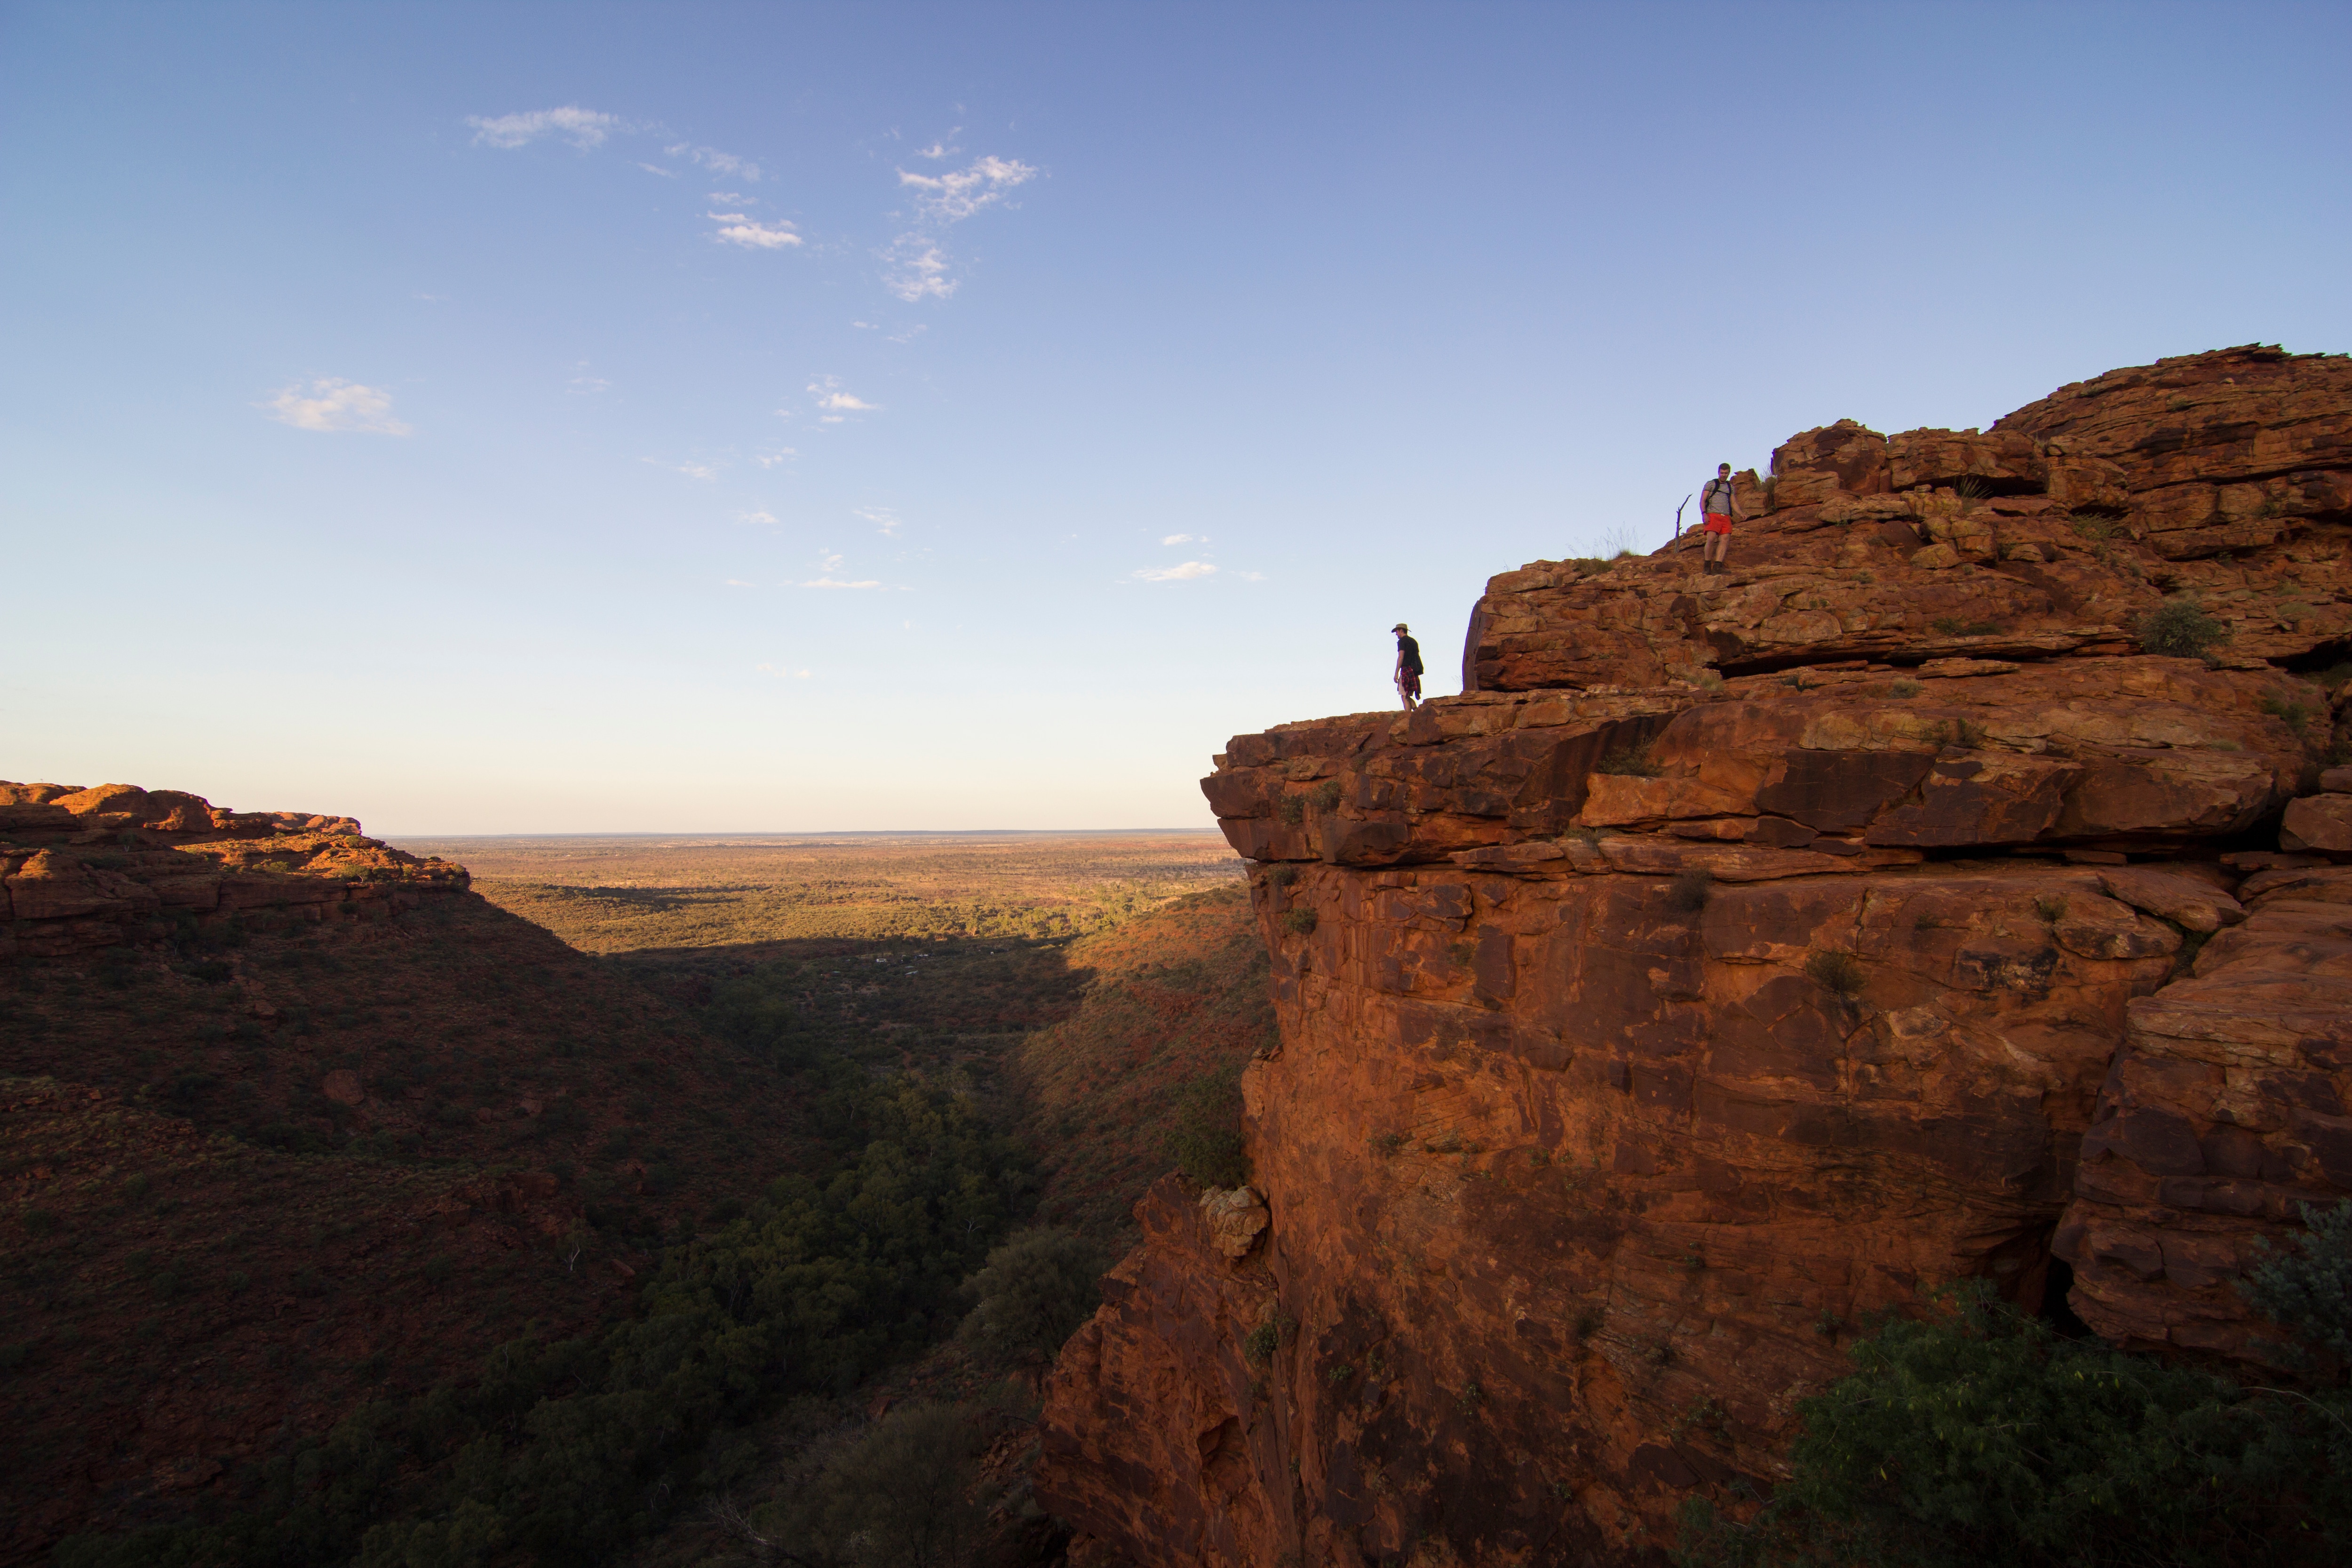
1035,346,2352,1568
0,783,812,1567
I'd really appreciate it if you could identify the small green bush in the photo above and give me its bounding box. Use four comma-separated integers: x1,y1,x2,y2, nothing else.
1597,745,1663,778
1281,908,1318,936
2244,1198,2352,1368
1889,679,1922,698
2261,693,2313,735
1244,1321,1280,1364
23,1208,58,1237
1676,1276,2352,1568
1311,779,1343,812
1169,1062,1251,1189
1804,950,1867,999
958,1227,1105,1363
2137,596,2230,658
1276,795,1306,825
760,1401,985,1568
2033,895,2067,923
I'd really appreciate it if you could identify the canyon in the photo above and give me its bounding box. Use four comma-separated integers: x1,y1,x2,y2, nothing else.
1036,345,2352,1566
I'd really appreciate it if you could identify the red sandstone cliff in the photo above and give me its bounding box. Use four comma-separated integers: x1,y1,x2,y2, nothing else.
0,780,466,958
1036,345,2352,1566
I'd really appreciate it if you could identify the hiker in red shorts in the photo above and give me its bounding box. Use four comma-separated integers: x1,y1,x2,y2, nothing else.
1392,622,1423,710
1700,462,1740,575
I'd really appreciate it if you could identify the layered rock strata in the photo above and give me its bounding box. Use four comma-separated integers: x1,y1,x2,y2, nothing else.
0,781,466,959
1038,347,2352,1567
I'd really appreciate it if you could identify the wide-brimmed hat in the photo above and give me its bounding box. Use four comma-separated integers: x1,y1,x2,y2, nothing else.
1391,622,1409,633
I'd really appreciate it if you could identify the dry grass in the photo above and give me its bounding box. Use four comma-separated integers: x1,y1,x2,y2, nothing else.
391,831,1243,953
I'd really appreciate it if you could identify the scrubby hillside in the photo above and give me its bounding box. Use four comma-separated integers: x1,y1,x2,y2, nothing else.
0,783,841,1563
1010,883,1275,1244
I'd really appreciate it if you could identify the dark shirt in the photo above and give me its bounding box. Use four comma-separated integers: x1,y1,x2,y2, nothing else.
1396,634,1423,674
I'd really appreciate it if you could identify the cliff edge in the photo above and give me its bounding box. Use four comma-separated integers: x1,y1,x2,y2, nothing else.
1036,345,2352,1566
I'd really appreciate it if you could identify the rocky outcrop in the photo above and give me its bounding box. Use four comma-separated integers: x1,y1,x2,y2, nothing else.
1037,348,2352,1567
0,780,466,959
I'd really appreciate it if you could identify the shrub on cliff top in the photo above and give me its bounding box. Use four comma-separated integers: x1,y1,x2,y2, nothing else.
2137,596,2230,659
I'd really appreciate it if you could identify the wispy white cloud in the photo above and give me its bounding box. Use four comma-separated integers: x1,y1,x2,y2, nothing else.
910,130,961,160
755,446,798,468
897,154,1038,223
711,213,802,249
1237,570,1267,581
882,236,954,301
708,190,752,204
261,379,411,435
1133,561,1218,582
1161,533,1201,545
808,376,878,413
643,457,717,481
726,578,760,587
568,362,610,394
635,161,678,178
469,106,621,150
737,510,780,527
755,662,814,678
803,576,882,589
668,143,761,181
854,506,901,537
887,323,927,344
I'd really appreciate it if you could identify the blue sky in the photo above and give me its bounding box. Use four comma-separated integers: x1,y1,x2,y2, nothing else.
5,2,2347,833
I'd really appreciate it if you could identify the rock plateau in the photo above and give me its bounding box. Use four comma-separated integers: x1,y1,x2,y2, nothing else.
1037,346,2352,1566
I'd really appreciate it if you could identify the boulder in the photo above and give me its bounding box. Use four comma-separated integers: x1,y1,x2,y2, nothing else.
2280,794,2352,857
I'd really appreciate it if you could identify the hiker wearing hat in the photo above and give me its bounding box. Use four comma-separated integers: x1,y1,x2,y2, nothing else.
1700,462,1741,575
1392,623,1424,710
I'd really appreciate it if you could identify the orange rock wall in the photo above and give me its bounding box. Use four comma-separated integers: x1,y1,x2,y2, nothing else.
1037,347,2352,1567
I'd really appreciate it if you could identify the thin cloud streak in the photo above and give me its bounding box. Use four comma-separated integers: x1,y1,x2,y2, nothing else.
261,379,411,435
469,106,621,150
668,143,762,181
710,214,802,249
1132,561,1217,582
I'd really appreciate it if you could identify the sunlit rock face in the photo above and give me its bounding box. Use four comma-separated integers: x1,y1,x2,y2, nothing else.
1036,346,2352,1567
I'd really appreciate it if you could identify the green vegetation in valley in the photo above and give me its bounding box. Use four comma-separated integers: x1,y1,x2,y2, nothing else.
58,1061,1029,1568
31,834,1263,1567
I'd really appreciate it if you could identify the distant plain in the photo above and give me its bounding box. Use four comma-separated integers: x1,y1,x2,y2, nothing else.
387,830,1244,953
